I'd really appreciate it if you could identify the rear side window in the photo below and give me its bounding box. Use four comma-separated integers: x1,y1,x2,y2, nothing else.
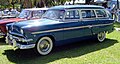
96,10,107,18
81,10,96,19
65,10,80,19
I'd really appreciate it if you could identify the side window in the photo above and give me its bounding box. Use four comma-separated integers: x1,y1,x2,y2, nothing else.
24,11,31,18
32,10,44,18
81,10,96,19
65,10,80,19
96,10,107,18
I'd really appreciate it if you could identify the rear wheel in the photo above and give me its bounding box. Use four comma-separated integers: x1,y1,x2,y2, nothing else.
36,37,53,55
97,32,106,42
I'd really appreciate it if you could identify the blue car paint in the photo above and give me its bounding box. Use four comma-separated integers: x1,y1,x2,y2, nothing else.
7,19,113,45
6,5,114,48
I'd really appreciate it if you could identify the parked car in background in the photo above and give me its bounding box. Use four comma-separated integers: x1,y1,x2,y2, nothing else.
0,8,48,38
6,5,114,55
9,9,20,17
3,9,9,16
0,9,20,19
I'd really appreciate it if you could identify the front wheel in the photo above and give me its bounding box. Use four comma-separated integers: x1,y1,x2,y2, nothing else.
97,32,106,42
36,37,53,55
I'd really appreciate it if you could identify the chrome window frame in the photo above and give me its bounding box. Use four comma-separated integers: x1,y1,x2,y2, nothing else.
80,9,110,21
95,9,109,19
63,9,81,22
80,9,97,20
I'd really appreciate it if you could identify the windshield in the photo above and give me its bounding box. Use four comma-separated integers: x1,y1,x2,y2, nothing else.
18,10,30,18
11,11,16,14
42,10,65,20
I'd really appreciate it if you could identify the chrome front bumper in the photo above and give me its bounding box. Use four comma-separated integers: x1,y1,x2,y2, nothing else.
6,34,35,49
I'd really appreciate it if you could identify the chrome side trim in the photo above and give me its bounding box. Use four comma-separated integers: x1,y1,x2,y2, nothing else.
32,26,88,34
92,23,113,27
32,23,113,34
32,29,63,35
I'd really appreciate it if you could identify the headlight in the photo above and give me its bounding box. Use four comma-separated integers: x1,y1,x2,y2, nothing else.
20,29,24,34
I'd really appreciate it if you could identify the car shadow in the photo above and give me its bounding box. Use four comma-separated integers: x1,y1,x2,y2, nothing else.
2,38,118,64
0,38,7,45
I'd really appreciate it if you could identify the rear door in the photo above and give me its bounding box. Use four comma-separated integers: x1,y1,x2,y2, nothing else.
80,9,97,36
63,9,92,40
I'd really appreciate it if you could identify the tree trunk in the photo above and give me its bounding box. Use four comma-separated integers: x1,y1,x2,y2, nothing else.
36,0,47,8
13,4,15,9
34,0,37,7
73,0,75,5
23,0,32,8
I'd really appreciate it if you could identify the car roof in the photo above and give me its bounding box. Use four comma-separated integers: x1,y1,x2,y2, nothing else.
23,8,49,11
49,5,104,10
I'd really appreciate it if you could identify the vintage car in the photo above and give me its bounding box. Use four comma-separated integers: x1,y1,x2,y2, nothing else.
6,5,114,55
0,9,19,19
0,8,48,38
9,9,20,17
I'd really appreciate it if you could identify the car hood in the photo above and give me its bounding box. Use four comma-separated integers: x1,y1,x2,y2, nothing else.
0,18,25,24
13,19,62,29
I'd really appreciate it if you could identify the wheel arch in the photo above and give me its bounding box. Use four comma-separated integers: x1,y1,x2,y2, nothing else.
36,34,55,45
35,34,55,55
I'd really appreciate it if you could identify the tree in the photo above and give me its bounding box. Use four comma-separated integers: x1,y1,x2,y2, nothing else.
0,0,19,9
34,0,51,7
73,0,75,5
34,0,71,8
85,0,91,4
23,0,32,8
0,0,71,9
0,0,10,8
10,0,18,9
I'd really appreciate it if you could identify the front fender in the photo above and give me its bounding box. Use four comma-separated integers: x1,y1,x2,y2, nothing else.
29,32,56,44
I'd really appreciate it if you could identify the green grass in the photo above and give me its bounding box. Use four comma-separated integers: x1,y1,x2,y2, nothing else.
114,22,120,28
0,31,120,64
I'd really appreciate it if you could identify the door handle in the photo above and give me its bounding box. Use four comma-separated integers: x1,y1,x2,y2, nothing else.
89,25,92,28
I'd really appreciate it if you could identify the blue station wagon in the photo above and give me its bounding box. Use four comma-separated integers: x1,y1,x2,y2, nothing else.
6,5,114,55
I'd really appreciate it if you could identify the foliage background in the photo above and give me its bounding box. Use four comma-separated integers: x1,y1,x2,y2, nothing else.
0,0,72,11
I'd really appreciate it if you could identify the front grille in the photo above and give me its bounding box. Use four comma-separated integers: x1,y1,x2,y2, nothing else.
9,31,25,38
8,24,25,38
16,41,28,45
12,25,21,34
8,33,27,44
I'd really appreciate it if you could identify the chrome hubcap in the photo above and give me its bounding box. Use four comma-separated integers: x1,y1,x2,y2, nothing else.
39,40,50,52
97,32,106,42
98,32,105,40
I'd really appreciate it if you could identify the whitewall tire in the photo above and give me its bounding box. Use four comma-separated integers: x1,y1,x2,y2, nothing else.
36,37,53,55
97,32,106,42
